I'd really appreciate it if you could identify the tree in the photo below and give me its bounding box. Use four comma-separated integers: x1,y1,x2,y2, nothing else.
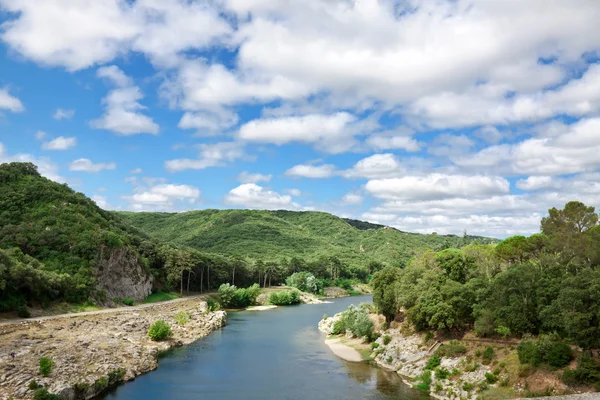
372,266,402,322
435,248,473,284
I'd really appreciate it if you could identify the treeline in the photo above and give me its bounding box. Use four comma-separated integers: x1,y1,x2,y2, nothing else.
372,201,600,349
0,162,375,312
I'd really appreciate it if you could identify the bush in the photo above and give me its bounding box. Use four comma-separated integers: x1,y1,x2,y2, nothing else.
332,319,345,335
518,341,542,367
482,346,495,365
206,297,221,312
17,304,31,318
33,388,62,400
218,284,236,307
424,332,434,342
547,342,573,368
425,355,441,370
485,372,499,384
435,341,467,358
148,320,171,341
28,380,41,390
269,290,301,306
174,310,191,326
94,376,108,391
463,382,475,391
38,356,54,377
436,368,449,380
371,342,380,350
108,368,126,385
383,335,392,345
286,272,319,293
122,298,134,306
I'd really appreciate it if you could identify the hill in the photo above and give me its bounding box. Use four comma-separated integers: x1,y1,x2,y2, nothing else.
117,209,497,267
0,162,154,311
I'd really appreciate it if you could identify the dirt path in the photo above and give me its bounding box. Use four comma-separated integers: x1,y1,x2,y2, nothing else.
0,295,209,327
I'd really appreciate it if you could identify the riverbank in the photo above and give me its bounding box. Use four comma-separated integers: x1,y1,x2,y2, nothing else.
0,298,226,400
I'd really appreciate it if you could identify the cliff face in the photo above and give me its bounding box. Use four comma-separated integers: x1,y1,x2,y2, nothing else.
95,246,153,302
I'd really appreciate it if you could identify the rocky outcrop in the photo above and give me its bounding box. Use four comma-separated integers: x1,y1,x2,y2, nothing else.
95,246,153,303
0,298,226,400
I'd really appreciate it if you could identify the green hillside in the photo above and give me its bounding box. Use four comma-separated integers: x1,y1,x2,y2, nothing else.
117,209,497,267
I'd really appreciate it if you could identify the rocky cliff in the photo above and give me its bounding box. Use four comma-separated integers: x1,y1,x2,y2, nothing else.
95,246,153,303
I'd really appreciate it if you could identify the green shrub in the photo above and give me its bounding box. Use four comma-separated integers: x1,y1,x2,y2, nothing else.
73,382,89,396
485,373,499,384
463,382,475,391
38,356,54,377
33,388,62,400
424,332,434,342
323,314,328,320
122,298,134,306
371,342,380,350
415,371,432,391
383,335,392,345
482,346,495,365
478,381,490,392
435,341,467,358
475,350,482,357
94,376,108,391
547,342,573,368
425,355,441,370
286,272,319,293
148,320,171,341
107,368,126,385
269,290,301,306
435,368,449,380
594,381,600,392
206,297,221,312
386,356,393,363
218,284,236,307
174,310,191,326
332,319,345,335
518,341,542,367
17,304,31,318
28,381,41,390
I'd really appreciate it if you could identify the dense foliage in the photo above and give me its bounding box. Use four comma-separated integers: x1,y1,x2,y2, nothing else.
269,290,301,305
333,303,375,340
371,201,600,350
218,283,261,308
117,209,496,269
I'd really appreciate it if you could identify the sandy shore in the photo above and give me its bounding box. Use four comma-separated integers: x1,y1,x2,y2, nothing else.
324,338,363,362
246,305,278,311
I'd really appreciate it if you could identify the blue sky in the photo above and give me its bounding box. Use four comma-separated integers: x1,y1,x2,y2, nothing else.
1,0,600,238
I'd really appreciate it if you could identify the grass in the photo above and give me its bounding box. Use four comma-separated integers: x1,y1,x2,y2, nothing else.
143,292,179,304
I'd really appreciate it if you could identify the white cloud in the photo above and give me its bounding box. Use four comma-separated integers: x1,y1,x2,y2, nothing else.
342,154,403,179
237,171,272,184
35,130,47,140
285,164,337,179
52,108,75,120
285,188,302,197
123,179,202,211
238,112,357,153
516,176,554,191
42,136,77,150
366,133,421,152
90,65,159,135
165,141,247,172
224,183,296,210
129,168,143,174
428,134,475,157
339,193,363,206
366,174,510,201
69,158,116,173
0,88,24,112
0,142,64,182
178,109,239,135
91,195,109,209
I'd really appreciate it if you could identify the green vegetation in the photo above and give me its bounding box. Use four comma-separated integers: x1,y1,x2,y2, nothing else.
218,283,261,308
174,310,191,325
38,356,54,377
122,298,135,306
331,304,375,340
94,376,108,391
371,202,600,355
148,320,171,341
143,291,179,304
269,290,301,306
117,209,495,270
518,336,573,369
435,341,467,358
107,368,126,385
33,388,62,400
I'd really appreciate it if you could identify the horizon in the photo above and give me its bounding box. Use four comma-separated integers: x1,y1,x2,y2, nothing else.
1,1,600,239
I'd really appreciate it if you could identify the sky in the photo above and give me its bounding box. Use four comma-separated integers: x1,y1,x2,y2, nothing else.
1,0,600,238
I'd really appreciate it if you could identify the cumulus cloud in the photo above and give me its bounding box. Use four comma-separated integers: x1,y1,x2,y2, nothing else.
237,171,272,184
91,195,109,209
69,158,116,173
35,131,47,140
285,188,302,197
42,136,77,150
224,183,296,210
342,154,403,179
129,168,143,174
90,65,159,135
285,164,337,179
516,176,554,191
339,193,363,206
0,142,64,182
0,88,24,112
52,108,75,120
366,133,421,152
165,141,247,172
178,109,239,135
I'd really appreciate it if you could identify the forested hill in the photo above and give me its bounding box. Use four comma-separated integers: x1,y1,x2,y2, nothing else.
117,209,497,266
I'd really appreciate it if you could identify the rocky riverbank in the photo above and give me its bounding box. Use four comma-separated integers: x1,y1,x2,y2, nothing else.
0,298,226,400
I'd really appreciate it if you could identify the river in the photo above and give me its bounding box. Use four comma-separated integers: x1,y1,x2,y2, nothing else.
102,295,429,400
